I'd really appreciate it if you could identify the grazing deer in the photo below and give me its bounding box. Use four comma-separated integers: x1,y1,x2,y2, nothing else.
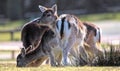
83,22,101,44
83,22,103,56
17,4,59,67
84,30,103,62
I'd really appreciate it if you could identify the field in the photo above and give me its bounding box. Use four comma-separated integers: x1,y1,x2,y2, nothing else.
0,12,120,41
0,12,120,71
0,43,120,71
79,12,120,21
0,62,120,71
0,20,24,41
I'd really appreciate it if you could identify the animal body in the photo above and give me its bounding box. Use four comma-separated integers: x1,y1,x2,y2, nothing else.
17,4,59,67
55,14,87,65
17,3,103,66
83,22,103,57
54,14,103,66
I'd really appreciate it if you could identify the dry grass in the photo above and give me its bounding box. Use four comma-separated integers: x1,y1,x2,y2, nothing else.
0,62,120,71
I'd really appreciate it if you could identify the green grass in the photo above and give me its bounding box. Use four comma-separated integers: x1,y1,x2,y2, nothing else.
0,63,120,71
0,20,23,41
14,32,21,41
79,12,120,21
0,12,120,41
0,32,21,41
0,20,24,30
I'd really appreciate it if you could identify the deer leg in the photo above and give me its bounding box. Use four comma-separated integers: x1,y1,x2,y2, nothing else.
62,48,68,66
61,42,73,66
56,53,62,66
49,51,56,66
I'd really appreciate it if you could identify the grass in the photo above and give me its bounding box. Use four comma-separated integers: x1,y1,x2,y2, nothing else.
0,32,21,41
0,63,120,71
91,45,120,66
79,12,120,21
0,12,120,41
0,20,24,30
0,41,120,71
0,20,23,41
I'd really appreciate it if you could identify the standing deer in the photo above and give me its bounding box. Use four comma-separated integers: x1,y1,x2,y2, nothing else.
17,4,59,67
54,14,103,66
55,14,87,65
44,14,102,65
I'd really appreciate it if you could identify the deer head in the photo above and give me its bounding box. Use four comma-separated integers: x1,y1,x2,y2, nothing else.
38,4,58,36
16,48,27,67
39,4,58,25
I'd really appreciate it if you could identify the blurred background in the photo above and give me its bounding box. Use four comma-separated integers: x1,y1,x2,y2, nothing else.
0,0,120,60
1,0,120,20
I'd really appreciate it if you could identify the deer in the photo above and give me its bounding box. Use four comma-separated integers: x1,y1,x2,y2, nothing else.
53,14,103,66
16,4,60,67
83,22,103,56
83,22,101,44
54,14,87,66
17,3,103,66
69,30,103,66
85,30,103,59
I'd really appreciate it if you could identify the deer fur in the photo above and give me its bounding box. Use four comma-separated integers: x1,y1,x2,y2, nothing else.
54,14,103,66
55,14,87,65
84,32,102,64
83,22,103,60
17,4,59,67
83,22,101,44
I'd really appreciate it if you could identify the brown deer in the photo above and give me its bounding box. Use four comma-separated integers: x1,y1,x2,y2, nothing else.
83,22,101,44
17,4,59,67
86,30,103,56
83,22,103,57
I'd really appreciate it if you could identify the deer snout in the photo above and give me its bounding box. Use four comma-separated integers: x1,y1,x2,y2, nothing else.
16,53,26,67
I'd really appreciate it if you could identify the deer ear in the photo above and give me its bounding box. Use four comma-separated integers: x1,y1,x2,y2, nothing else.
52,4,57,15
21,48,26,58
39,5,47,13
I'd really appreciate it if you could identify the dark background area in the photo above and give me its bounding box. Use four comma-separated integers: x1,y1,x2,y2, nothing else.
0,0,120,20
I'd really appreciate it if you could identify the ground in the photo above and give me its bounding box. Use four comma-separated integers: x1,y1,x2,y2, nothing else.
0,62,120,71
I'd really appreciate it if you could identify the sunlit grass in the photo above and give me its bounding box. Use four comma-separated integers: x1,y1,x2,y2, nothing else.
0,32,21,41
79,12,120,21
0,20,24,30
0,33,11,41
0,61,119,71
0,12,120,41
0,64,119,71
0,20,23,41
14,32,21,41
